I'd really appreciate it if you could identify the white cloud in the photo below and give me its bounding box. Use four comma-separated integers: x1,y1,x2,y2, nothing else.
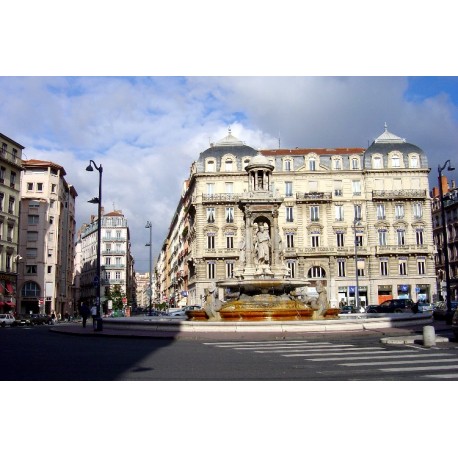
2,76,458,272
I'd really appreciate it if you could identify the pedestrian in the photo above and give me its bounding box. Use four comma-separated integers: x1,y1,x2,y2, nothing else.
90,304,97,321
51,311,56,325
80,303,90,328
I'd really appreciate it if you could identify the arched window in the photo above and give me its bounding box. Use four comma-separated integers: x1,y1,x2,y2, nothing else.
21,281,41,297
307,266,326,278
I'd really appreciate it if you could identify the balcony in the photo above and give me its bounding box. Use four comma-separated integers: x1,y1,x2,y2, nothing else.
101,279,125,285
376,244,431,255
201,193,243,203
296,192,332,203
104,264,125,269
372,189,427,200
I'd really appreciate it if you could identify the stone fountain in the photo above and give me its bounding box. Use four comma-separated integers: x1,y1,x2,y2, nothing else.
187,152,339,322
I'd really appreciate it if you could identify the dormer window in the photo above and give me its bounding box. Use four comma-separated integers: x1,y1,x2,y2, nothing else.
410,155,419,168
283,158,292,171
351,157,360,170
225,159,233,172
333,158,342,170
391,155,400,167
372,156,383,169
206,159,216,172
309,159,316,171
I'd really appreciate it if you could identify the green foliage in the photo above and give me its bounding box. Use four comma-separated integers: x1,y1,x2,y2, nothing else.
106,285,124,310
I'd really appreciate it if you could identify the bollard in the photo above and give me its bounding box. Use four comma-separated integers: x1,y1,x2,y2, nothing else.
423,325,436,347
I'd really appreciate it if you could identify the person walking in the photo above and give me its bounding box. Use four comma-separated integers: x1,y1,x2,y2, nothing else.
90,304,97,321
80,303,90,328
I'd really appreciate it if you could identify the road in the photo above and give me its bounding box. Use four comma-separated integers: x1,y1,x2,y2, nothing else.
1,324,458,381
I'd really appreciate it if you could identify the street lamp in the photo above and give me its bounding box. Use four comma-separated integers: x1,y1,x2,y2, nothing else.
438,159,455,320
145,221,153,311
86,160,103,330
353,218,362,311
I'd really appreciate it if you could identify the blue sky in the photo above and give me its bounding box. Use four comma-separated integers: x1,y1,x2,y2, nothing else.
1,76,458,273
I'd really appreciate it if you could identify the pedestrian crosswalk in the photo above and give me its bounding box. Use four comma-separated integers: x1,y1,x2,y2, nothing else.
203,340,458,380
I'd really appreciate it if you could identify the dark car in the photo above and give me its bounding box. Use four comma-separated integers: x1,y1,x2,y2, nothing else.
433,301,458,323
30,314,52,325
366,298,415,313
12,315,33,327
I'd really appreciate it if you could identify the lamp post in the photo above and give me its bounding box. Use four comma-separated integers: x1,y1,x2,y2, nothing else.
438,160,455,319
86,160,103,328
145,221,153,311
354,218,361,311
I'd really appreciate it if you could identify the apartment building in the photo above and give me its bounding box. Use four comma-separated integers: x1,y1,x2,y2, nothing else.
78,209,134,313
431,176,458,302
156,126,437,308
0,133,24,314
17,160,77,316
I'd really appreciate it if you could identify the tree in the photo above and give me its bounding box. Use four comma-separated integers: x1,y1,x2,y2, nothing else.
105,285,124,311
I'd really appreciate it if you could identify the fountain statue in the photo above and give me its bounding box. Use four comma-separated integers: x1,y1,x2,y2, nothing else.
187,152,339,322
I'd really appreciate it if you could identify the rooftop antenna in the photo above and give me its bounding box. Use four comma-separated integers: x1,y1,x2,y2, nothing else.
278,132,281,149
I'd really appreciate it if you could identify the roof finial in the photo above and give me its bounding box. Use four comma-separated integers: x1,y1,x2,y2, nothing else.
228,126,232,135
384,122,388,132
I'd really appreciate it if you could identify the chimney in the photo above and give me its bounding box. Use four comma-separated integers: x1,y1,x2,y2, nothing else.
441,175,449,194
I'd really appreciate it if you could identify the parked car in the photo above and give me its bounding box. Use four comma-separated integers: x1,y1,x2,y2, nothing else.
30,314,52,325
411,302,434,313
0,313,15,327
340,305,358,314
168,309,187,317
433,301,458,322
366,298,415,313
12,315,33,327
452,307,458,340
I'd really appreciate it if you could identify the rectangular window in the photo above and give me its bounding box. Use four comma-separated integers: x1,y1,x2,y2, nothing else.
28,215,39,225
335,205,344,221
8,197,15,213
416,230,424,245
225,207,234,223
378,231,387,246
10,172,16,187
207,234,215,249
286,233,294,248
225,182,233,194
37,183,44,192
380,260,388,276
206,207,215,223
287,261,296,278
354,205,362,221
47,266,52,274
309,159,316,171
336,233,344,247
395,204,404,219
351,158,359,170
27,182,33,191
397,230,406,246
285,181,293,197
413,202,423,219
286,207,294,222
51,184,57,193
338,260,346,277
26,248,37,258
105,257,111,265
357,259,365,277
418,260,426,275
206,183,215,195
311,234,320,247
310,206,319,222
27,231,39,242
352,180,361,196
334,180,343,196
226,235,234,249
226,262,234,278
284,160,292,171
377,204,385,220
355,234,363,247
399,260,407,275
26,265,37,274
207,262,215,279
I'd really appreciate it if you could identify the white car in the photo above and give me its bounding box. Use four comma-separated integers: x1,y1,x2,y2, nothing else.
169,309,187,317
0,314,15,327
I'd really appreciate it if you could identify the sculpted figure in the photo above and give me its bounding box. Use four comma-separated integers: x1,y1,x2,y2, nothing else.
203,283,222,320
238,233,246,265
315,280,329,315
254,223,271,266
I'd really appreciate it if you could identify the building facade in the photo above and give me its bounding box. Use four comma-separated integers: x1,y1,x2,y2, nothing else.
156,127,437,309
17,159,77,316
431,176,458,302
78,209,134,313
0,133,24,314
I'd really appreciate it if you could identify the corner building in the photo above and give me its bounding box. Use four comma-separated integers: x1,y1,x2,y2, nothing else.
158,127,436,308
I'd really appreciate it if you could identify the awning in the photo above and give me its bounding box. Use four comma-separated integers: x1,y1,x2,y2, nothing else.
5,283,14,294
